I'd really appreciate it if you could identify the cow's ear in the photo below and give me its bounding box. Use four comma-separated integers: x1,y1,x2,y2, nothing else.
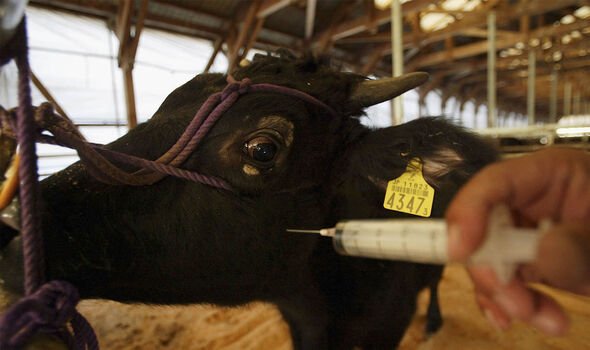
350,118,498,192
362,146,467,193
419,147,467,188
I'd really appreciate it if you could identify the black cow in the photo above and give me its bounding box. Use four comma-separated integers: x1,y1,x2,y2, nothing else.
0,52,497,349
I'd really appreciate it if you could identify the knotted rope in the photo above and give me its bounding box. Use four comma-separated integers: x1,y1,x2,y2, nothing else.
0,280,98,350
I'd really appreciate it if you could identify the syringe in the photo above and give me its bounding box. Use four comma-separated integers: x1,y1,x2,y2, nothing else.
288,206,548,284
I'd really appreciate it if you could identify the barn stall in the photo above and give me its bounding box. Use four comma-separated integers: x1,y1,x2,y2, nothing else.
0,0,590,349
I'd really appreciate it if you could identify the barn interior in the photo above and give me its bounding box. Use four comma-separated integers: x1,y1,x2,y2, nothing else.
1,0,590,349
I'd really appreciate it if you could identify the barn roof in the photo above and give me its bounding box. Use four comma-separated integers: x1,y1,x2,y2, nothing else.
27,0,590,124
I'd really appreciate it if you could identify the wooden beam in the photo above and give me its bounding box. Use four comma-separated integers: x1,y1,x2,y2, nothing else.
30,71,70,120
224,22,238,61
421,9,472,15
365,0,378,34
204,38,223,73
313,0,431,49
257,0,294,19
128,0,148,63
116,0,133,68
337,0,499,46
115,0,147,128
445,36,454,62
337,0,580,54
354,0,432,40
450,57,590,89
432,39,590,81
123,66,137,128
409,12,421,47
408,18,590,70
240,18,265,62
30,0,304,56
315,1,357,54
360,44,388,75
459,28,519,39
228,1,261,71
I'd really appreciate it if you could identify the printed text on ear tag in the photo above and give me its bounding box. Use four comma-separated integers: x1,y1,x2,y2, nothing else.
383,158,435,217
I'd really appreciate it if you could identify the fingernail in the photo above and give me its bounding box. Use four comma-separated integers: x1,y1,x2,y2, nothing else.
531,314,567,336
447,225,461,261
483,308,509,331
493,292,520,319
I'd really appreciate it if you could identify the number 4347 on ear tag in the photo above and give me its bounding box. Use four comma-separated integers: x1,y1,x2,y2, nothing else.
383,158,435,217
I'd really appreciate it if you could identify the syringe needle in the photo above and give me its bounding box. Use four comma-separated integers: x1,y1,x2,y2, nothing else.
287,229,321,234
286,228,336,237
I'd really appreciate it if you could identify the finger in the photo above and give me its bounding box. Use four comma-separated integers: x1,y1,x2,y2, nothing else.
528,293,570,336
446,148,590,261
476,293,511,330
445,163,512,261
471,268,569,335
535,223,590,295
445,157,543,261
468,265,536,320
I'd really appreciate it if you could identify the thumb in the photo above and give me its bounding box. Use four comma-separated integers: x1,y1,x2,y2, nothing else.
534,223,590,295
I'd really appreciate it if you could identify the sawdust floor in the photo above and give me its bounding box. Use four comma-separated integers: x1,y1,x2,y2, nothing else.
70,264,590,350
3,264,590,349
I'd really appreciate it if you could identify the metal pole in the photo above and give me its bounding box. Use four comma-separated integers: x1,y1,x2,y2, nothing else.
527,49,536,125
391,0,403,125
564,81,572,116
549,69,558,123
487,11,497,128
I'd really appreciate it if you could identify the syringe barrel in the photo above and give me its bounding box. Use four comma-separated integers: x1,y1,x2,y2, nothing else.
332,220,448,264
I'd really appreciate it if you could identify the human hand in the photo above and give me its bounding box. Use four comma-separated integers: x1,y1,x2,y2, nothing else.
445,147,590,335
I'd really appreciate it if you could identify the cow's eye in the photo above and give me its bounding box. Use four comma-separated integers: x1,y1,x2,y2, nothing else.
244,136,278,163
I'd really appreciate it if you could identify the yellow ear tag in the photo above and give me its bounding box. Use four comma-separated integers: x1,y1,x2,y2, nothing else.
383,158,435,217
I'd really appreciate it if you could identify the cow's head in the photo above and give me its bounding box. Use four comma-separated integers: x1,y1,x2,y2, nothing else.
0,52,434,303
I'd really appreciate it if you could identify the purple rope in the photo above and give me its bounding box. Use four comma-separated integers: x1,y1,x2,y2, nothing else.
0,279,97,350
164,76,338,169
0,18,98,350
13,17,43,297
12,74,339,191
97,147,233,190
106,76,338,186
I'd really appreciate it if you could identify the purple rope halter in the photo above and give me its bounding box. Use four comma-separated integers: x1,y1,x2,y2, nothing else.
0,17,339,350
27,74,339,191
